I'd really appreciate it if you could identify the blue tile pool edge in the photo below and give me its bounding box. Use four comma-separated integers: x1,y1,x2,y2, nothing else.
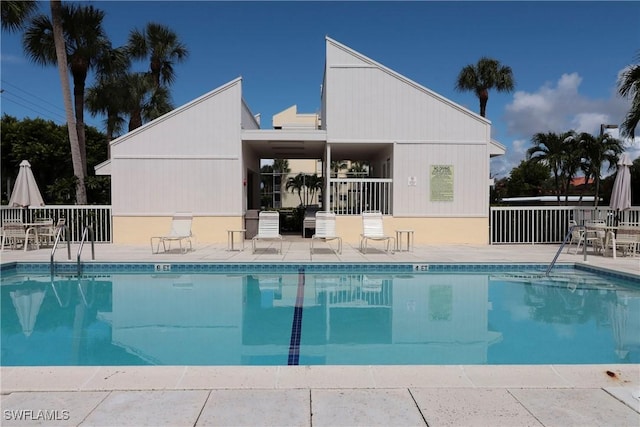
2,261,639,284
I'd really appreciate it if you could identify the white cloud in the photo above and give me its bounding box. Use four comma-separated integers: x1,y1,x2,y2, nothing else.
491,138,529,178
0,54,26,65
504,72,632,137
493,71,636,177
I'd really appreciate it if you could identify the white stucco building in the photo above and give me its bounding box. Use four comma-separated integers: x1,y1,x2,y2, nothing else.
96,37,505,245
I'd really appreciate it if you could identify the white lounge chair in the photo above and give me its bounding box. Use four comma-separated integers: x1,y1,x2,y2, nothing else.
310,211,342,258
150,212,193,254
302,205,321,237
360,211,395,254
252,211,283,254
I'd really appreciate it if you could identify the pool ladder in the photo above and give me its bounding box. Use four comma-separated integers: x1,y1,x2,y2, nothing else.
77,226,95,274
546,224,587,276
50,225,94,274
50,225,71,274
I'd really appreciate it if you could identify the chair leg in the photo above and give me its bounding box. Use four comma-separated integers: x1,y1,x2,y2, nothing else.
574,237,583,255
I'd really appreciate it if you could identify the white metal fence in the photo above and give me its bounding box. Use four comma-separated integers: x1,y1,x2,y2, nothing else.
0,205,112,243
2,204,638,245
490,206,640,244
329,178,393,215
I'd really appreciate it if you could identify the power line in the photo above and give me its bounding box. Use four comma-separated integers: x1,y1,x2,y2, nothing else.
1,79,67,115
1,90,68,123
0,79,104,129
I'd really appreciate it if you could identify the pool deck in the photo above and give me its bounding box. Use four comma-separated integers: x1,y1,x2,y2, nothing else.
1,239,639,426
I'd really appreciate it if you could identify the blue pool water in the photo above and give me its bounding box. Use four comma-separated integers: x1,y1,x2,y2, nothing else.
1,263,639,366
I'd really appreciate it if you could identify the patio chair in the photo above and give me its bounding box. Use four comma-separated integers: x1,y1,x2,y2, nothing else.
566,220,601,254
252,211,283,254
150,212,193,254
584,221,606,254
606,224,640,257
310,211,342,258
33,218,55,247
360,211,395,254
1,220,37,251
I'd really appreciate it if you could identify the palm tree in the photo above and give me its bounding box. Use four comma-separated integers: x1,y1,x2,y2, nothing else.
527,131,575,204
3,0,88,203
121,72,173,131
50,0,85,204
348,161,369,177
24,3,110,177
455,57,515,118
1,0,37,32
617,52,640,139
286,173,307,206
330,160,348,177
306,174,323,205
86,47,131,147
272,159,290,175
571,132,623,207
271,158,290,204
126,22,189,89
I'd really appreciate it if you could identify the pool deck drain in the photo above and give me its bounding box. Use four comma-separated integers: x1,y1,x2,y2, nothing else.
1,241,639,426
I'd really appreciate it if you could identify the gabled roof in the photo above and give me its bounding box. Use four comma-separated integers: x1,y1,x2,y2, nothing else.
109,77,244,150
325,36,491,126
95,77,246,175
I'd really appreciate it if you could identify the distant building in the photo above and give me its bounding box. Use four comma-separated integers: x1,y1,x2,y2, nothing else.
570,176,594,187
501,196,600,205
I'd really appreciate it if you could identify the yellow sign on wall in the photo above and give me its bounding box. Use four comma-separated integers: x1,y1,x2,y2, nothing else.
430,165,454,202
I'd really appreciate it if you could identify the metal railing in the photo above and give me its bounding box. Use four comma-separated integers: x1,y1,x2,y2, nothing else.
50,225,71,275
1,205,111,243
546,224,587,275
77,225,95,274
329,178,392,215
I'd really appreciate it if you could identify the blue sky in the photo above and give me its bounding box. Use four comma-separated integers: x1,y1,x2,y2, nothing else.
1,1,638,177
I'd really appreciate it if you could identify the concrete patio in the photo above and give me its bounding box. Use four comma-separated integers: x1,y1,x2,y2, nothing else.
1,239,639,426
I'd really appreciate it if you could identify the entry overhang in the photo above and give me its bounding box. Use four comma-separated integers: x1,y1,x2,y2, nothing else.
242,129,327,159
489,139,506,157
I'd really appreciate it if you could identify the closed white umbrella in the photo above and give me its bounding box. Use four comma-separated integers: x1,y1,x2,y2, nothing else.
8,160,45,207
609,153,632,220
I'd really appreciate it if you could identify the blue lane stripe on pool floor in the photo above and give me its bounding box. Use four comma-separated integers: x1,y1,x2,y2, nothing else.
287,266,306,365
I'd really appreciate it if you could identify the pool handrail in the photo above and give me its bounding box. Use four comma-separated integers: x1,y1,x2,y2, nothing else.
77,225,95,274
50,224,71,274
547,224,587,276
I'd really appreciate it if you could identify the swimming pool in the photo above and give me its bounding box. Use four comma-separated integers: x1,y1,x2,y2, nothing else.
1,262,639,366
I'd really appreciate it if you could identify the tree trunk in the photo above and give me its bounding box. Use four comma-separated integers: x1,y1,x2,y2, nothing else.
479,89,489,118
72,67,88,176
50,0,87,204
